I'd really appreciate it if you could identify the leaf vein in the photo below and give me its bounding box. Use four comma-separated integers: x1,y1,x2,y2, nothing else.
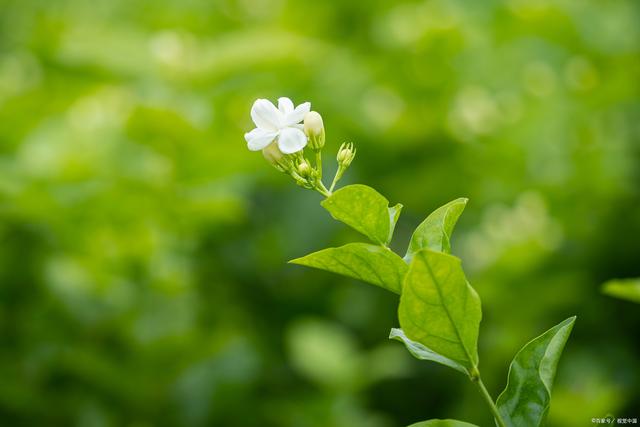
421,253,473,366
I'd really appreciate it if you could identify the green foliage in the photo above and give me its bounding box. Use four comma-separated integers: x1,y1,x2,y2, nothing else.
389,328,468,375
398,249,481,371
497,317,576,427
290,243,407,294
408,419,478,427
294,185,579,426
601,278,640,304
321,184,402,246
405,198,468,262
297,191,578,426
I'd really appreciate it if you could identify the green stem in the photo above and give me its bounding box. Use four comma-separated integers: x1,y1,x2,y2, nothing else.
315,180,331,197
329,167,343,193
315,150,323,180
473,374,508,427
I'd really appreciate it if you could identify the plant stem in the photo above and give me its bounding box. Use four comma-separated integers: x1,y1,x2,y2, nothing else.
315,150,323,180
329,167,342,193
315,180,331,197
473,374,508,427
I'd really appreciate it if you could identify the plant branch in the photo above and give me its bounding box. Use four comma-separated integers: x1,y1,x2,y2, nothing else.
329,168,342,193
315,150,323,180
315,180,331,197
473,373,508,427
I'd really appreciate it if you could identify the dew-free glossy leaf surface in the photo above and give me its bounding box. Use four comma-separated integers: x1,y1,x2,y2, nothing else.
408,419,478,427
321,184,402,245
405,198,467,262
290,243,408,294
602,278,640,303
496,316,576,427
398,249,481,370
389,328,468,374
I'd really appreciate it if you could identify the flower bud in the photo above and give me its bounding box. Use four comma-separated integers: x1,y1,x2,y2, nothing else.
296,160,312,178
303,111,325,150
337,142,356,168
262,142,289,172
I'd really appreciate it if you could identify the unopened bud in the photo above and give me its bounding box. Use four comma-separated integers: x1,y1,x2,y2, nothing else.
337,142,356,168
304,111,325,150
297,160,312,178
262,142,289,172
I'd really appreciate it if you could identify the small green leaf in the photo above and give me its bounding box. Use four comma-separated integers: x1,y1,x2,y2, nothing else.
602,278,640,303
389,328,468,375
398,249,481,371
496,316,576,427
290,243,408,294
405,198,467,262
321,184,401,246
408,419,478,427
388,202,404,243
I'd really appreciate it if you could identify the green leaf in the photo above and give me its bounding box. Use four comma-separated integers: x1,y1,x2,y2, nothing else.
602,278,640,303
290,243,408,294
405,198,467,262
496,316,576,427
321,184,402,246
408,419,478,427
398,249,481,371
389,328,468,375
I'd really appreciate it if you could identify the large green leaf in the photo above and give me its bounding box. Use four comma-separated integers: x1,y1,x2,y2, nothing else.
398,249,481,371
290,243,408,294
496,316,576,427
405,198,467,262
389,328,468,375
408,419,478,427
602,278,640,303
321,184,402,246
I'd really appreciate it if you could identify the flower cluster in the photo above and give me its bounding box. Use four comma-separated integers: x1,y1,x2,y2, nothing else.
244,97,355,197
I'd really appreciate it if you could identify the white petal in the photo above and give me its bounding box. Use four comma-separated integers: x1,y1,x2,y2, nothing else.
284,101,311,126
245,128,278,151
277,127,308,154
278,97,294,115
251,99,283,130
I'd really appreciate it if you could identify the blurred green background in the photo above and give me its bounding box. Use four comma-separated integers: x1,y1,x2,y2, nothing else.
1,0,639,426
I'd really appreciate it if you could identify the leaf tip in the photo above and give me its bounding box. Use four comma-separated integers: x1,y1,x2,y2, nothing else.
388,328,401,340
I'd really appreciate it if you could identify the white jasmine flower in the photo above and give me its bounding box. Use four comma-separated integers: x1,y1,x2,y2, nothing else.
244,97,311,154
